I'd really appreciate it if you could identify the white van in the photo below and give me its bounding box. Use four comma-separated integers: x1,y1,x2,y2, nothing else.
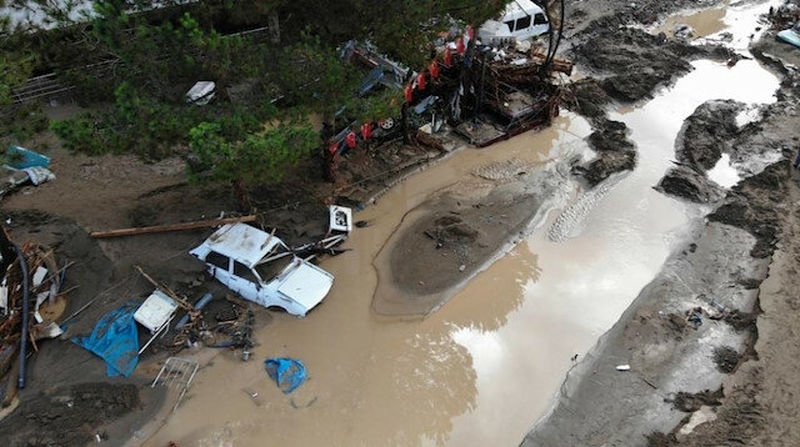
479,0,550,46
190,223,334,317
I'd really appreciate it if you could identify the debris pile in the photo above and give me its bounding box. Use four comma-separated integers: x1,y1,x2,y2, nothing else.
0,227,68,405
1,145,55,199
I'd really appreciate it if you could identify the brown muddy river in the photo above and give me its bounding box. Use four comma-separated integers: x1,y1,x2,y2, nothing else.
141,2,781,446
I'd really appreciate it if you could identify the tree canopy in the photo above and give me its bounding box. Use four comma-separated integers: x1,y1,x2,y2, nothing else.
1,0,507,192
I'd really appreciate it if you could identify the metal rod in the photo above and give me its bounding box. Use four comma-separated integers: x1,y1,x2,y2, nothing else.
12,242,29,389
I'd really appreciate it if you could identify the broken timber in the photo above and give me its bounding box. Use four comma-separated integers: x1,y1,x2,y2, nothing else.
90,215,257,239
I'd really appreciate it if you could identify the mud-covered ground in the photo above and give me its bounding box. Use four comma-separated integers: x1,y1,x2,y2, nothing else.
0,0,797,444
524,1,800,444
373,159,569,316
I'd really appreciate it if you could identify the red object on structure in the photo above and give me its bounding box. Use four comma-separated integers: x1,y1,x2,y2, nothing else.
417,71,426,90
345,132,357,148
429,60,439,78
466,26,475,40
404,84,413,102
456,37,465,55
360,122,372,140
328,142,338,154
444,47,453,66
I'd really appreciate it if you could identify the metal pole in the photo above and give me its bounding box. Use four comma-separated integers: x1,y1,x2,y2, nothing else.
12,242,29,389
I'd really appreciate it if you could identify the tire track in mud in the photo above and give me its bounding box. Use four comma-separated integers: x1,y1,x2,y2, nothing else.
547,173,625,242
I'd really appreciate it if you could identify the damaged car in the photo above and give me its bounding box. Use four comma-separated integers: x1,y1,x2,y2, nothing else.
190,223,334,317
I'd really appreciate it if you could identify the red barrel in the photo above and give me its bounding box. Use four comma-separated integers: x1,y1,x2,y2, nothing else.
444,47,453,66
429,60,439,78
417,71,426,90
361,122,372,140
404,84,413,102
345,132,357,148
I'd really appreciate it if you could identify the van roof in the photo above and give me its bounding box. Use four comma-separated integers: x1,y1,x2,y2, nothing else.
201,223,286,268
501,0,544,19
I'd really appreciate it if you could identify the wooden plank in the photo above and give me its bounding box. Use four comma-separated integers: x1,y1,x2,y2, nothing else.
91,215,257,239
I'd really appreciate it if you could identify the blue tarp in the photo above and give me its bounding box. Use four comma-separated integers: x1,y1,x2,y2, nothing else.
265,358,306,394
6,145,50,169
72,303,140,377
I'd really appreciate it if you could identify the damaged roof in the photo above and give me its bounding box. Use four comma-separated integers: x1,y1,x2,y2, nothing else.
203,223,285,268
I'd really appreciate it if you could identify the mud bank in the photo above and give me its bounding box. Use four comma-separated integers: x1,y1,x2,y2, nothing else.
524,3,799,442
523,163,787,446
566,24,740,186
373,159,570,316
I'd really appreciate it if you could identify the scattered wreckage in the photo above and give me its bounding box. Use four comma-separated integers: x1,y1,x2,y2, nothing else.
67,206,353,381
0,227,70,405
324,1,571,181
1,145,55,199
185,81,216,105
190,206,352,317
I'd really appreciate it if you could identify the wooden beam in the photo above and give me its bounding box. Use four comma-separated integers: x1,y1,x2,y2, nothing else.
90,215,257,239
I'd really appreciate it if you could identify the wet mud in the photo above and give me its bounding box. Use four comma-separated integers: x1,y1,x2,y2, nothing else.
525,1,800,444
0,0,796,445
375,160,568,316
0,382,140,446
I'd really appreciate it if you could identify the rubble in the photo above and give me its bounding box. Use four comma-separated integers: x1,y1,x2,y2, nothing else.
0,227,66,395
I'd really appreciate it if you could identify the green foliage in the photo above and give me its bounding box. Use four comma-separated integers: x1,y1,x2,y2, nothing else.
189,118,318,186
51,81,279,158
5,0,507,189
0,40,37,106
0,104,49,144
50,116,109,155
348,87,403,124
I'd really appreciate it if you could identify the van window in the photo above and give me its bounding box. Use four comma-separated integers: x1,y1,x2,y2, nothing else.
516,15,532,30
234,261,260,284
534,13,548,25
504,20,515,33
206,251,229,270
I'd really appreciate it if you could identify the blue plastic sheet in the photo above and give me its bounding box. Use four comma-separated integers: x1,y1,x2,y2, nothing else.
72,303,140,377
264,358,306,394
6,145,50,169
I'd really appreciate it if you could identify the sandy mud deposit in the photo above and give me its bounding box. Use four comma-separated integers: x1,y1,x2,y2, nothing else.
374,159,570,316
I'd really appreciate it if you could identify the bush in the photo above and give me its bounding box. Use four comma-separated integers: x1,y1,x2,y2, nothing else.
50,116,109,155
0,105,49,145
189,118,318,186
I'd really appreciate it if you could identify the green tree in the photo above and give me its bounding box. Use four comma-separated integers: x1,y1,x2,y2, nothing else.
189,118,318,209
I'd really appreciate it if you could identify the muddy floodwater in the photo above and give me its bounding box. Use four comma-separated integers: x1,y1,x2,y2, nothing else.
142,3,781,446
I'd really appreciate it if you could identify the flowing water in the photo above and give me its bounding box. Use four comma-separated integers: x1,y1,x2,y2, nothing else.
143,2,782,446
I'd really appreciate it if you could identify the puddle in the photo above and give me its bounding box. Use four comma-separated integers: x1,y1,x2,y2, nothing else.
654,0,783,51
736,106,762,127
656,2,729,38
708,153,742,187
143,3,780,446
